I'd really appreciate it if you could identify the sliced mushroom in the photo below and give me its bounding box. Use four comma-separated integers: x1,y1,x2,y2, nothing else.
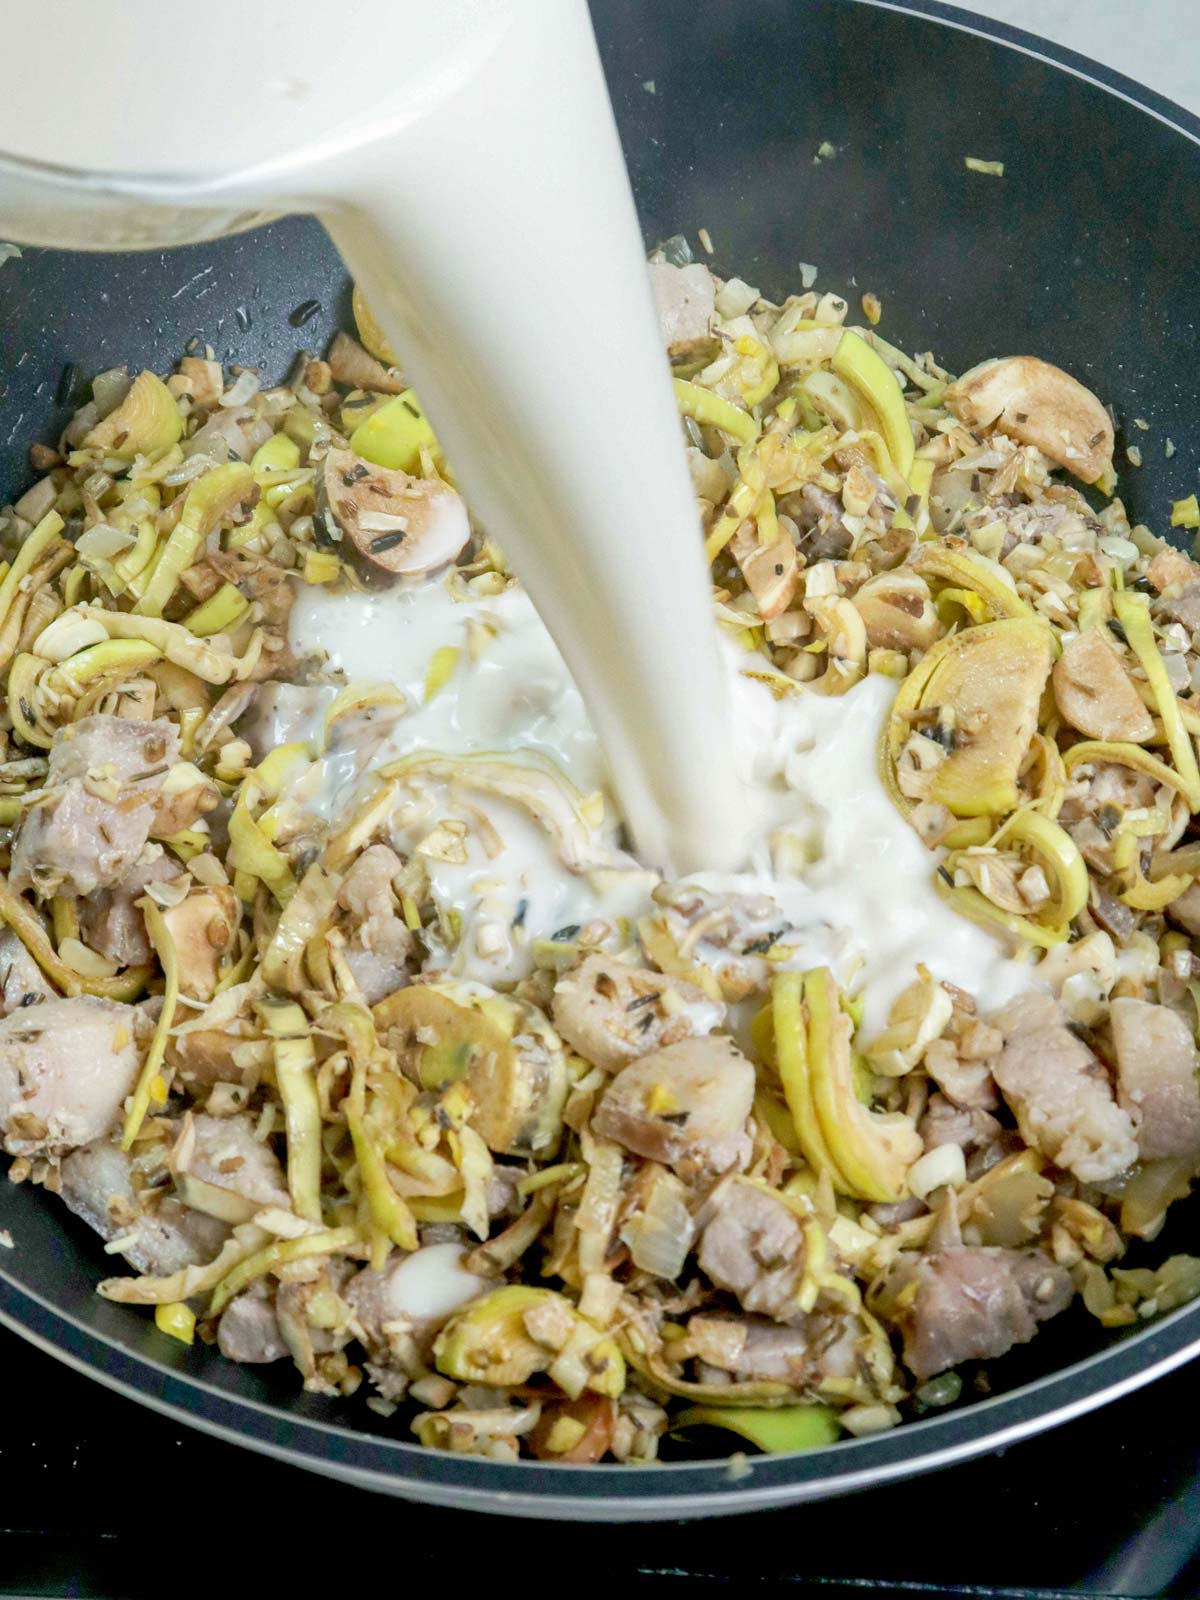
160,887,240,1001
325,332,405,396
947,357,1113,484
322,447,470,579
852,571,940,653
1052,628,1154,743
729,523,800,621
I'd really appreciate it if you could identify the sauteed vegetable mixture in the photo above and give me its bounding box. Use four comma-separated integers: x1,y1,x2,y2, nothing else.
2,248,1199,1464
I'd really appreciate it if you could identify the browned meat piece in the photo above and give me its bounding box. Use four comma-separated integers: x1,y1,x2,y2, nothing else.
593,1036,753,1176
11,716,179,897
988,994,1137,1182
78,855,182,967
923,1037,999,1110
322,448,469,578
551,953,725,1073
217,1288,290,1364
696,1178,809,1323
0,997,144,1157
59,1137,229,1275
1110,998,1200,1161
683,1311,862,1386
779,483,851,560
872,1246,1074,1379
1158,583,1200,636
647,261,715,355
337,844,412,1004
919,1093,1002,1155
1089,886,1137,944
1167,882,1200,938
0,928,52,1015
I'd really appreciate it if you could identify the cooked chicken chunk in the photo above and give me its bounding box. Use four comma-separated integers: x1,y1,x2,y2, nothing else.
59,1137,229,1275
0,928,52,1015
551,953,725,1073
170,1112,289,1221
647,261,715,355
593,1036,753,1177
871,1246,1074,1380
1110,998,1200,1161
77,855,182,968
0,997,144,1157
696,1178,810,1323
988,994,1138,1183
217,1287,290,1364
11,716,179,897
338,844,412,1004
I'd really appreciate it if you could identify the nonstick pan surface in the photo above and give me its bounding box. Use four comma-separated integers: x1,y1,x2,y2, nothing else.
0,0,1198,1518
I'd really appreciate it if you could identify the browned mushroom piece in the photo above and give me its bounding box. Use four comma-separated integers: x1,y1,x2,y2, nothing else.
947,356,1114,484
729,523,800,620
322,447,470,579
325,331,405,395
159,888,240,1002
1052,628,1154,742
852,570,940,652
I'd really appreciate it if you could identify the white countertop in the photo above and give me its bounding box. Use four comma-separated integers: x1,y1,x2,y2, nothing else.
943,1,1200,118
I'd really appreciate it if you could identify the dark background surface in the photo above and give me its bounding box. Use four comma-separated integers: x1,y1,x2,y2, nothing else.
3,1319,1200,1599
1,0,1199,1592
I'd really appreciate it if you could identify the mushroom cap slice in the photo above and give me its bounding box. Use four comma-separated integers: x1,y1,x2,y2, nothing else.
947,356,1113,484
323,447,470,578
920,617,1054,817
1053,628,1155,743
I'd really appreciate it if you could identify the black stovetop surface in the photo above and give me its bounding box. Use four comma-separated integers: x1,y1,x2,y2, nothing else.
1,1324,1196,1599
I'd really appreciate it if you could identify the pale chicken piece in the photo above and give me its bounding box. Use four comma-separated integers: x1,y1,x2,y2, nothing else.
1052,629,1154,743
871,1246,1074,1380
78,855,182,968
216,1286,290,1364
0,997,143,1157
592,1036,754,1177
683,1311,861,1386
647,261,715,355
170,1111,289,1222
695,1178,809,1323
59,1137,229,1275
323,447,469,578
0,928,52,1015
10,716,179,897
988,994,1138,1183
338,844,412,1005
1110,998,1200,1161
551,953,725,1073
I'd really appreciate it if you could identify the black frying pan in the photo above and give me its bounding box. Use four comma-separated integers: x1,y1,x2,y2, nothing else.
0,0,1198,1518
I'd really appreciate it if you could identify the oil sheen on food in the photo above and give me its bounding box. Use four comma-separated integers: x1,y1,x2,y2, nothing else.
291,581,1034,1033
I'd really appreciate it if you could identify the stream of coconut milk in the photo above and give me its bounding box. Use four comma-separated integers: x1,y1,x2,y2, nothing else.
0,0,1034,1025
